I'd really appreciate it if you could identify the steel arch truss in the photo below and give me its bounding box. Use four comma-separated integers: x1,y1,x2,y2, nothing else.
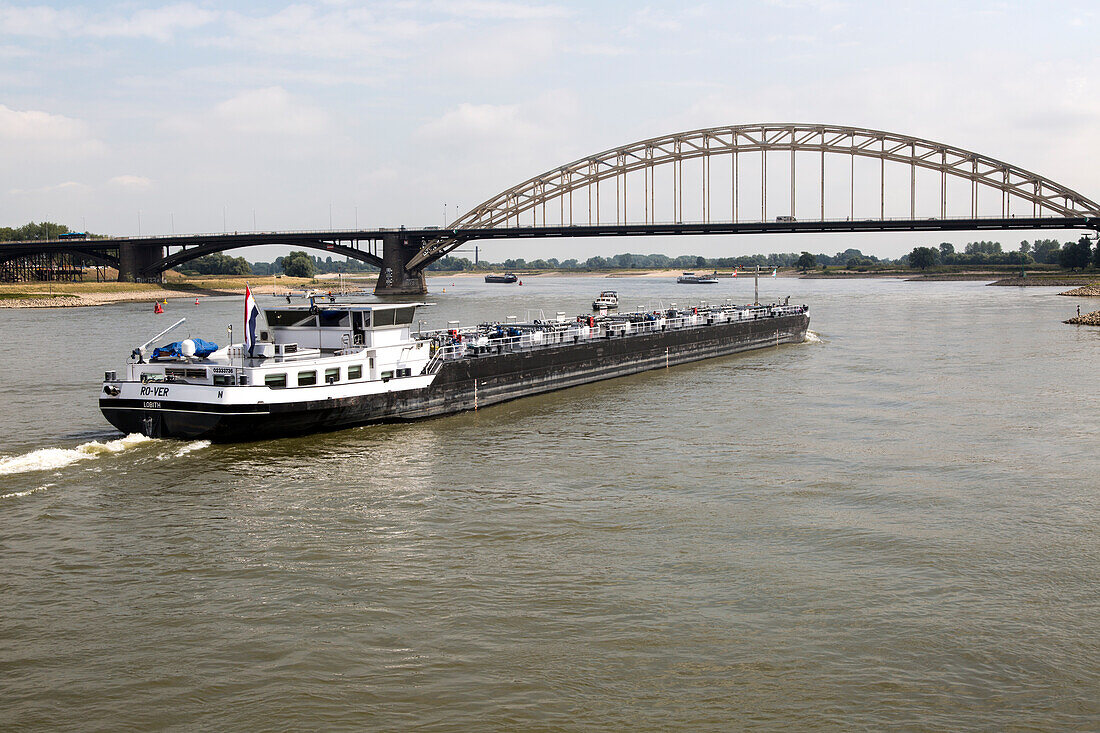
408,123,1100,268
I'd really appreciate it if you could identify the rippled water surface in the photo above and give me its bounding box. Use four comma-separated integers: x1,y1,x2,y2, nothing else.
2,275,1098,730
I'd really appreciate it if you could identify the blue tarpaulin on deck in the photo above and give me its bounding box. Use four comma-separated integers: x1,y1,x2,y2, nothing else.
152,338,219,359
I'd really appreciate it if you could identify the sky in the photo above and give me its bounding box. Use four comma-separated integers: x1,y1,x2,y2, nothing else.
2,0,1098,262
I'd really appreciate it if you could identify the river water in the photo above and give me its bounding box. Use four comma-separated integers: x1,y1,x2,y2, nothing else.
1,275,1097,730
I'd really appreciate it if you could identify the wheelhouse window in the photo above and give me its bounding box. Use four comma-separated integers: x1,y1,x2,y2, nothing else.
265,373,287,388
394,307,415,325
347,364,363,380
319,310,351,328
325,367,340,384
298,371,317,386
373,309,396,327
264,310,319,328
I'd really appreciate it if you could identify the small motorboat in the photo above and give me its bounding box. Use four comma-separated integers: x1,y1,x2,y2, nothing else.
676,272,719,284
592,290,619,310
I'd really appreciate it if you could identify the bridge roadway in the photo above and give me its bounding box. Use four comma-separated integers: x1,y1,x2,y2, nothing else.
2,215,1098,294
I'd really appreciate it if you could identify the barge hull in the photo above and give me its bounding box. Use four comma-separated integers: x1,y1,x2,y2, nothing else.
100,313,808,441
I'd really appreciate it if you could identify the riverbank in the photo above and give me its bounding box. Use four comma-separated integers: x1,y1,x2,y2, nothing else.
4,267,1100,307
0,277,318,308
990,276,1100,287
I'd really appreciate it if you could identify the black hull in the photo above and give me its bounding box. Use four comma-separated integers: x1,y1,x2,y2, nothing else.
101,313,808,442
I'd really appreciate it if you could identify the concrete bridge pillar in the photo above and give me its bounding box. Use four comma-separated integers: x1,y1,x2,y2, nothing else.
117,241,165,282
374,232,427,296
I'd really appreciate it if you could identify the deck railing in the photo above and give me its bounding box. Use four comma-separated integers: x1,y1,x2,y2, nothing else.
422,304,805,364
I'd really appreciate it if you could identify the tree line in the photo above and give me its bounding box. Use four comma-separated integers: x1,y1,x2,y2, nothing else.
5,221,1096,276
1,221,75,241
188,248,901,276
426,247,897,273
907,237,1096,269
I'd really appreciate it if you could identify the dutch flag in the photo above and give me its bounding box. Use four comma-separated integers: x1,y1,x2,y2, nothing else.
244,285,260,357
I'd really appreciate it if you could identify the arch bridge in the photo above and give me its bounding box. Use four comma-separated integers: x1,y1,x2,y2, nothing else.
2,123,1098,290
395,123,1100,291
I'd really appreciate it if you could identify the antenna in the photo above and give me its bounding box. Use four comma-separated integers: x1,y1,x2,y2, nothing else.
140,318,186,350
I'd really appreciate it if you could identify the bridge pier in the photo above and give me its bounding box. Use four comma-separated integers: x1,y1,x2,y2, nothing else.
118,241,165,282
374,232,427,296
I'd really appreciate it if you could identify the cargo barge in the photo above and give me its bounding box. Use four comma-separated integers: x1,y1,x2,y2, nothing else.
100,299,809,442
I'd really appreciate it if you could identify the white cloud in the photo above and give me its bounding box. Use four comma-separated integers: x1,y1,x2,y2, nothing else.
0,3,218,40
212,87,329,136
215,5,438,60
163,87,329,137
0,4,71,36
86,3,219,41
0,104,88,142
0,104,105,157
9,180,88,195
571,42,631,56
621,6,683,36
417,102,537,143
108,175,153,189
431,1,571,20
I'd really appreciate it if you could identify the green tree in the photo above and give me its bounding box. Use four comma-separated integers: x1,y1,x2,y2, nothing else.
1058,238,1091,270
184,253,251,275
939,242,954,258
1031,239,1061,264
0,221,70,241
279,250,316,278
1074,236,1093,269
797,252,816,271
908,246,937,269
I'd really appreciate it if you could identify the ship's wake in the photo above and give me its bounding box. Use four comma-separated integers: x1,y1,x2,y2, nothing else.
0,434,154,476
1,483,53,500
804,330,823,343
175,440,211,457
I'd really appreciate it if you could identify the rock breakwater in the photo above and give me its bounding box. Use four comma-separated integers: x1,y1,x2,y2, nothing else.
1058,285,1100,297
1064,310,1100,326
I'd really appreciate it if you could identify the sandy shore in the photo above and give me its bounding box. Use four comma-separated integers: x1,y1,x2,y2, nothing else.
0,283,285,309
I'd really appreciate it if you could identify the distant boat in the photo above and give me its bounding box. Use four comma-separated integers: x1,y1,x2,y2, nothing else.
676,272,719,284
485,273,518,283
592,290,618,310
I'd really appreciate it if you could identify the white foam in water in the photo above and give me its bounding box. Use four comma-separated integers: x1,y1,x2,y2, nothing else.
804,330,823,343
0,434,154,476
174,440,211,457
0,484,52,500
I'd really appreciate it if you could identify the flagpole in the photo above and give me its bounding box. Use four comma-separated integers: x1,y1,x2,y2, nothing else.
245,282,251,364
